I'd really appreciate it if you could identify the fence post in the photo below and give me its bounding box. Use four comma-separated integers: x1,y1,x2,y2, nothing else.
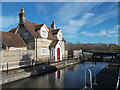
19,50,20,61
1,50,3,71
7,63,8,75
0,50,3,71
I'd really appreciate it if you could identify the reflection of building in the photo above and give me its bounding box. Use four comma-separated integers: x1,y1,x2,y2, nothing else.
3,8,66,62
54,64,80,88
54,70,65,88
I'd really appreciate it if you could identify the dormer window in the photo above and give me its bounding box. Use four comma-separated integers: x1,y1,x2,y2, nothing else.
57,30,62,40
41,30,48,38
58,34,62,40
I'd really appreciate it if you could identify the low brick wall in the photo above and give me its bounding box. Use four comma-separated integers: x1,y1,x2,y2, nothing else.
50,59,80,69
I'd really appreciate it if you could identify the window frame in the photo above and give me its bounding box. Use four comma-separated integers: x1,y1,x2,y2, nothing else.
41,48,48,55
24,30,29,39
41,30,48,38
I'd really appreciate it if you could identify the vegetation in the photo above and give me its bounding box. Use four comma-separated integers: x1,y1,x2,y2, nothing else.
65,42,120,52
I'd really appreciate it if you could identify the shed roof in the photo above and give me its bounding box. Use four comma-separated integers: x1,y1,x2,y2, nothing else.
1,31,27,47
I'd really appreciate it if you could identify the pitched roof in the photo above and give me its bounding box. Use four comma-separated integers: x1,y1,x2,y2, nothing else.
62,38,66,42
35,24,44,30
21,20,58,41
8,20,65,42
50,40,58,47
51,29,60,34
48,31,58,40
1,31,26,47
23,20,41,38
47,27,53,30
9,28,17,33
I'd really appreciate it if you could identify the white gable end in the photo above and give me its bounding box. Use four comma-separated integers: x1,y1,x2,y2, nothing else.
40,25,49,38
57,30,62,40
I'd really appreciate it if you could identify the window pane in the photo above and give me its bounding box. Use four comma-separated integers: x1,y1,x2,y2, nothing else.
42,48,47,55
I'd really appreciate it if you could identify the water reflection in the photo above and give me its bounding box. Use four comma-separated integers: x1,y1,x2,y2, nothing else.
3,61,108,89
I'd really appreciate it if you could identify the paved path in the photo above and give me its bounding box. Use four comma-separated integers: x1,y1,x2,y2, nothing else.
93,61,120,89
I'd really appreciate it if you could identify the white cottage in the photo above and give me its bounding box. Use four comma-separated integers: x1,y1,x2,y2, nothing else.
9,8,66,63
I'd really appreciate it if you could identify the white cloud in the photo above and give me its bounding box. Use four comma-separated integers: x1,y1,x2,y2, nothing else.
62,13,94,38
69,13,94,26
81,31,95,36
0,16,19,30
89,9,117,27
81,26,118,38
35,2,117,40
54,2,99,24
115,25,120,29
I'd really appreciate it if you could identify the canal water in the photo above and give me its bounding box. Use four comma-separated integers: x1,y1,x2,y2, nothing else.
3,61,108,89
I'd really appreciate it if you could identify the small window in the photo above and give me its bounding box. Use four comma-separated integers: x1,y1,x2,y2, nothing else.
41,48,47,55
58,34,62,40
24,31,29,38
41,30,48,38
42,31,46,36
14,48,23,50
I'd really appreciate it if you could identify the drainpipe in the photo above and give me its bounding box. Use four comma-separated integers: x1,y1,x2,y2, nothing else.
35,38,37,63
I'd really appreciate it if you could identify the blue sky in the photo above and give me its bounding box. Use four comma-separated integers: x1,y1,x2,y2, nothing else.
1,2,119,44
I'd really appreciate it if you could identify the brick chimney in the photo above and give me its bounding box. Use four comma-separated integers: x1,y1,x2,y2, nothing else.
19,8,26,23
51,21,56,29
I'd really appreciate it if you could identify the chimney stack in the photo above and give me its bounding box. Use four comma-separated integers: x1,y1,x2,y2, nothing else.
19,8,26,23
51,21,56,29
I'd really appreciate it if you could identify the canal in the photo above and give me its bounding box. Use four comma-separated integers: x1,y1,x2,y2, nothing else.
3,61,108,89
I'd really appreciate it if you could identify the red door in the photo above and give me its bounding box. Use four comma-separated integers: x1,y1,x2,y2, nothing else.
57,48,60,61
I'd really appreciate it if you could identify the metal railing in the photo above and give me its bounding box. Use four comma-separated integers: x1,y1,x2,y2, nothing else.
84,65,97,89
116,68,120,90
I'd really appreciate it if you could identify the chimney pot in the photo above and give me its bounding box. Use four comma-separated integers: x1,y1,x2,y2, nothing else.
21,8,24,12
19,8,26,23
51,21,56,29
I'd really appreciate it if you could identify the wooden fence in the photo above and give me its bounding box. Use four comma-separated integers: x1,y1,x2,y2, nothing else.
0,50,35,71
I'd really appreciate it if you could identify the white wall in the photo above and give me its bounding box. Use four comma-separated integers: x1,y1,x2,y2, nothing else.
36,38,52,62
73,50,82,58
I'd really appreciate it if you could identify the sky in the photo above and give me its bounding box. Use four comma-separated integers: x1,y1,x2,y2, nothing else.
0,1,119,44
